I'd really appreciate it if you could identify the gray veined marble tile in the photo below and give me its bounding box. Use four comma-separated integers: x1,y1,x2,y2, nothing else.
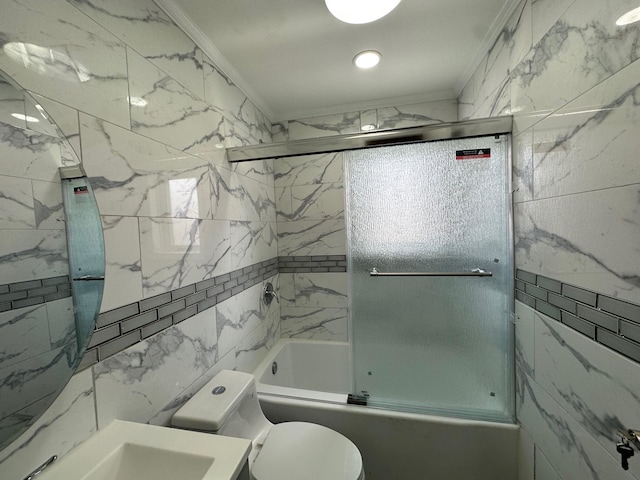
139,217,231,297
31,94,82,162
278,184,345,222
532,58,640,200
0,0,130,129
276,218,346,257
203,58,250,126
287,112,361,140
274,152,344,188
375,100,458,130
100,216,143,313
515,301,535,379
210,166,276,222
0,305,51,368
512,128,534,203
0,79,27,131
69,0,205,99
511,0,640,132
271,122,288,143
280,307,348,342
0,176,35,230
46,297,75,348
0,369,95,480
127,48,224,155
235,307,279,373
534,312,640,467
32,179,64,230
293,273,348,308
514,184,640,305
0,229,68,285
473,76,512,120
531,0,578,47
0,124,64,182
230,221,277,271
80,114,212,219
93,310,218,428
216,282,268,359
517,369,636,480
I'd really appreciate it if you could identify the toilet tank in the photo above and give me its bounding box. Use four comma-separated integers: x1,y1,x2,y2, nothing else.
172,369,271,442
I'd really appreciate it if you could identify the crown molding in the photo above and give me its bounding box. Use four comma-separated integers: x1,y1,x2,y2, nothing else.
154,0,276,121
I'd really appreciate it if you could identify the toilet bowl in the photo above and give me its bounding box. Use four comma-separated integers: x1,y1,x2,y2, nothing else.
172,369,364,480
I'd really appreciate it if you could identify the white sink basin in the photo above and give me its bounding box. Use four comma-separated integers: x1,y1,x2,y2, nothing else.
37,420,251,480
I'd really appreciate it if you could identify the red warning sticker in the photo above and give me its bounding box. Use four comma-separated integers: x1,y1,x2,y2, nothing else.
73,186,89,195
456,149,491,160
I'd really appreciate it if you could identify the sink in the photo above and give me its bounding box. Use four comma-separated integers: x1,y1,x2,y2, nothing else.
36,420,251,480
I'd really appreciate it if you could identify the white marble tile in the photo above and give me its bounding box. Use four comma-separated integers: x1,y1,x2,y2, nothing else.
139,217,230,297
0,369,96,480
216,282,268,359
32,179,64,229
80,114,212,219
271,122,288,143
31,94,82,162
46,297,75,348
0,0,130,129
203,59,249,125
375,100,458,130
231,157,275,188
274,152,343,188
536,447,563,480
100,216,143,312
0,175,35,229
0,229,68,285
511,0,640,132
93,309,218,427
235,306,279,373
230,221,277,271
127,49,224,155
531,0,577,47
278,184,344,222
508,0,533,71
69,0,205,99
287,112,361,140
517,369,634,480
532,58,640,199
0,305,51,368
0,78,26,130
512,128,534,203
210,166,275,222
277,218,346,257
534,309,640,472
474,77,512,119
518,428,535,480
276,273,295,307
514,184,640,304
280,307,348,341
293,273,348,308
147,348,237,427
515,301,535,379
0,123,64,182
458,75,476,121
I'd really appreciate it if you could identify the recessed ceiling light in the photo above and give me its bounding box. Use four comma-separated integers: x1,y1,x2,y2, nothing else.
11,113,39,123
354,51,381,69
325,0,401,24
616,6,640,25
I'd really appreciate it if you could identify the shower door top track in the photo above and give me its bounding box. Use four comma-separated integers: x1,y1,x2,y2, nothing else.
226,116,512,162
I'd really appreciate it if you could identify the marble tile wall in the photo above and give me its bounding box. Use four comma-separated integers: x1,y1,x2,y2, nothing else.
273,99,458,341
459,0,640,478
0,0,278,478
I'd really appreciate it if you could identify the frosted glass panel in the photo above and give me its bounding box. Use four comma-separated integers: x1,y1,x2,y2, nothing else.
346,136,514,422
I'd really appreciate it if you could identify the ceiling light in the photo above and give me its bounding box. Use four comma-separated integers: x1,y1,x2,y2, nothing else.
325,0,401,24
11,113,39,123
616,6,640,25
354,51,381,69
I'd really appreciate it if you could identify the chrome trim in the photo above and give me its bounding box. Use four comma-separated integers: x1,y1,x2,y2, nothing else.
24,455,57,480
227,116,513,162
59,165,87,179
369,267,493,277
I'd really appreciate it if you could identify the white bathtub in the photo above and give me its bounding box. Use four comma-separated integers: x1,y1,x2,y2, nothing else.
254,339,518,480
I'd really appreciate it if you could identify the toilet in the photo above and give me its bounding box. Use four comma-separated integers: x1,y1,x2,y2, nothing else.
172,369,364,480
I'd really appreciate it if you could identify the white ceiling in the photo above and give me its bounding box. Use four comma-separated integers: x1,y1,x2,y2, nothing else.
158,0,519,122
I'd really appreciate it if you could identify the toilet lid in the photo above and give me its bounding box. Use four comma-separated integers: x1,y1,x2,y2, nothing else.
252,422,363,480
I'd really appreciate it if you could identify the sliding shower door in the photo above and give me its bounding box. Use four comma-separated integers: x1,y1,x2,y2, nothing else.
345,135,514,422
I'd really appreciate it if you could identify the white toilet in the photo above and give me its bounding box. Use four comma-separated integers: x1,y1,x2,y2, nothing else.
172,369,364,480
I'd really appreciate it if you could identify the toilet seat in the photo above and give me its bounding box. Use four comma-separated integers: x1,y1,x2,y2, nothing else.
252,422,364,480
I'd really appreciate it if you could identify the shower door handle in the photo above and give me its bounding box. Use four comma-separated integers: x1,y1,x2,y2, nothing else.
369,267,492,277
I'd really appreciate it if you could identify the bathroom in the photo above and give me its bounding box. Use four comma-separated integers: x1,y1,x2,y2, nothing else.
0,0,639,479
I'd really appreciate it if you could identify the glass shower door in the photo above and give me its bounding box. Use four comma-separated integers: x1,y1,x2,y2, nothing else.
345,135,514,422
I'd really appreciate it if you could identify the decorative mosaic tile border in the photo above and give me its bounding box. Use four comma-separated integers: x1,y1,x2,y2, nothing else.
278,255,347,273
0,276,72,312
80,258,279,369
516,269,640,363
